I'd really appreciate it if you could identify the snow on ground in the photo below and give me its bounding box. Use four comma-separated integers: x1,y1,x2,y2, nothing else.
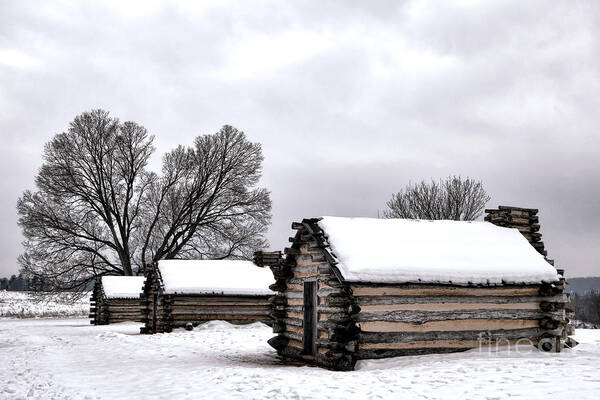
0,291,88,318
1,318,599,400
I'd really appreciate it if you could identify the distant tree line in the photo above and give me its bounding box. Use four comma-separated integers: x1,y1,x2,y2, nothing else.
0,273,86,292
0,274,32,291
571,290,600,324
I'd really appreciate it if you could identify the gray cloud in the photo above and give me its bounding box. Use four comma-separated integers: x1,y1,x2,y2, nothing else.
1,0,598,278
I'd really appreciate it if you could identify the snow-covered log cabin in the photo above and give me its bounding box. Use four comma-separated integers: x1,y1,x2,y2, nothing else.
140,260,275,334
89,276,146,325
259,214,571,371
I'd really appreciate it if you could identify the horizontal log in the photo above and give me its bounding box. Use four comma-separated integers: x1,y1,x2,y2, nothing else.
356,347,469,360
282,317,303,327
358,327,556,344
171,314,271,320
287,276,331,285
284,305,346,314
355,294,568,306
170,296,269,302
170,309,270,316
284,247,300,256
319,313,332,321
322,294,351,307
287,298,303,306
497,205,538,214
293,264,321,274
358,302,540,312
171,300,270,307
287,325,303,335
293,269,318,279
295,255,317,267
170,305,270,311
285,310,303,318
108,312,143,317
269,296,287,306
318,287,347,297
318,320,359,332
107,315,143,320
359,338,537,350
283,331,303,342
105,301,143,306
355,309,557,323
299,245,321,255
360,319,540,332
106,307,145,313
351,285,540,297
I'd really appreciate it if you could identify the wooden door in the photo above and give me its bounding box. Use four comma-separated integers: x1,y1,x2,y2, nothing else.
303,281,317,355
152,293,158,333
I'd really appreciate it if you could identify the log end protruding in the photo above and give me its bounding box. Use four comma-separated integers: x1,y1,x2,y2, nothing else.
253,251,283,268
268,335,289,350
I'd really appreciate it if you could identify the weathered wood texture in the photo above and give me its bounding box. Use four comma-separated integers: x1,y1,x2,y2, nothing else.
265,216,570,371
485,205,576,348
90,279,143,325
140,266,170,334
265,219,360,371
485,206,545,256
351,280,567,356
89,280,106,325
140,263,272,334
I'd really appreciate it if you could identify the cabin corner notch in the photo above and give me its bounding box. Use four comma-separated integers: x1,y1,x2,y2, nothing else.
264,218,358,371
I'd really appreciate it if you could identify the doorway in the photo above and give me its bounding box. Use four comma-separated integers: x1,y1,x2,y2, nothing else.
303,281,317,355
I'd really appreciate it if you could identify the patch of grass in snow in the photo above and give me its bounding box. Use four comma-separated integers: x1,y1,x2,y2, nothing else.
0,290,89,318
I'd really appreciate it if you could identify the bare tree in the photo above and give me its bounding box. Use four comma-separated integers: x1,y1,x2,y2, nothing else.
137,125,271,266
17,110,271,296
383,176,490,221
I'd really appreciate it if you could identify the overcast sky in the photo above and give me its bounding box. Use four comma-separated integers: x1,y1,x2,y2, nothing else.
1,0,598,278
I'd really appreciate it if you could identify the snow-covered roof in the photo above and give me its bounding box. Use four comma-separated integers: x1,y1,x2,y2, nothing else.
101,276,145,299
317,216,560,285
157,260,275,296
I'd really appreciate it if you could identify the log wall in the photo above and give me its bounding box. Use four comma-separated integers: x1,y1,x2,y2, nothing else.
90,280,143,325
168,295,271,329
141,264,272,334
140,266,171,334
89,280,106,325
264,217,570,371
104,299,143,324
351,282,568,359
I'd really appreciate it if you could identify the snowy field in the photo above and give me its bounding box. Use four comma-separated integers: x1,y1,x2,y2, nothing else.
1,317,599,400
0,291,88,319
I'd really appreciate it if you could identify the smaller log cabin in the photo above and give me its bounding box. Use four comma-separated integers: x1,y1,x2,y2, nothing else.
140,260,274,334
89,276,146,325
260,216,572,371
